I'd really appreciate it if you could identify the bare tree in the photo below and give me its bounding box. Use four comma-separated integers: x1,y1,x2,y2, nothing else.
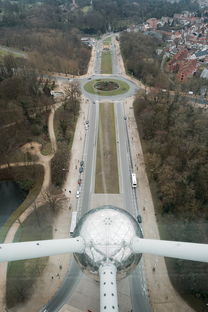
64,81,81,119
42,188,63,213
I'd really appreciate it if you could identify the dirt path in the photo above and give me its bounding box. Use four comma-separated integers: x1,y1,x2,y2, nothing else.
0,100,69,310
0,34,192,312
12,47,96,312
0,37,96,312
0,115,56,311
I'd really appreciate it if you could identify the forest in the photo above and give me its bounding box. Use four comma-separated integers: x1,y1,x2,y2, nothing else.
0,28,91,74
0,55,54,169
134,90,208,310
120,31,170,88
134,91,208,216
0,0,200,34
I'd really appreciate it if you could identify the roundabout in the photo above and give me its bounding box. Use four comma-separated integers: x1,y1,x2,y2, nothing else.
84,78,130,96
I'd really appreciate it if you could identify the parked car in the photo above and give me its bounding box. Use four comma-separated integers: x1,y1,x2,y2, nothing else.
137,215,142,223
76,190,80,198
85,120,89,125
78,178,82,185
79,167,84,173
80,160,84,167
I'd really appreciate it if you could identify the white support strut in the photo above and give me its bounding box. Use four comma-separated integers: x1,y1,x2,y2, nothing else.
0,237,85,262
99,263,119,312
131,237,208,262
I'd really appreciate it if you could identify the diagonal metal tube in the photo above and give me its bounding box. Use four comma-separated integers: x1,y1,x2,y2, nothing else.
0,237,85,262
131,237,208,262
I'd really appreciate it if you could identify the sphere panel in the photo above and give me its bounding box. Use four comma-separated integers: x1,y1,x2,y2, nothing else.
73,206,143,280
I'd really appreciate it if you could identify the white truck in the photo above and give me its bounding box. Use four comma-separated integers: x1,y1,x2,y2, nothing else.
70,212,78,236
131,173,137,188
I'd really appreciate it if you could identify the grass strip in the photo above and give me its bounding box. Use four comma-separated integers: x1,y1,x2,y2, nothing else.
95,102,119,193
103,37,112,45
101,51,112,74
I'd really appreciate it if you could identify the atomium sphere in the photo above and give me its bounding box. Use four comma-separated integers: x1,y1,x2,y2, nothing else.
73,205,143,280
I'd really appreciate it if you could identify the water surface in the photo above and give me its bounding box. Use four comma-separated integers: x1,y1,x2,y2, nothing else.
0,181,26,228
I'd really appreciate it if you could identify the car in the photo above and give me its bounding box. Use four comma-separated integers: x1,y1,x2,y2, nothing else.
87,77,92,80
78,178,82,185
85,124,89,130
124,116,127,120
137,215,142,223
76,190,80,198
80,160,84,167
79,167,84,173
85,120,89,125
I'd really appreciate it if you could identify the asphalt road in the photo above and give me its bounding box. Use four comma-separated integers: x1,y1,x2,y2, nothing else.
44,260,82,312
42,34,151,312
115,102,151,312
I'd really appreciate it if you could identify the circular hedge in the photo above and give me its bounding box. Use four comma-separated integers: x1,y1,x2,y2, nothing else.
94,80,119,91
84,78,130,96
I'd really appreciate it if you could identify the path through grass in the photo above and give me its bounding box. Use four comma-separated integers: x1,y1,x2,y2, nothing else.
6,203,53,308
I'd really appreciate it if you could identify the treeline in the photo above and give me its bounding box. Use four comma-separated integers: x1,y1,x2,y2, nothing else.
0,28,91,74
120,31,170,88
51,82,81,187
0,55,54,167
0,0,200,33
134,90,208,310
134,90,208,217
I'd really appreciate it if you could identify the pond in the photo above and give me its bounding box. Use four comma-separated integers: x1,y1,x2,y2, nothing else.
0,181,27,228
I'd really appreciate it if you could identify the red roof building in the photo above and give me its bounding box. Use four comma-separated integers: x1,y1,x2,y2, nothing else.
166,49,188,72
146,18,158,30
176,59,198,81
166,49,197,81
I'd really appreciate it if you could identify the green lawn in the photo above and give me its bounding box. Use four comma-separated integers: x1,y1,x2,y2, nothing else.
6,203,53,309
82,5,91,13
41,142,53,155
101,51,112,74
103,37,112,45
0,48,25,63
95,102,119,194
84,78,130,96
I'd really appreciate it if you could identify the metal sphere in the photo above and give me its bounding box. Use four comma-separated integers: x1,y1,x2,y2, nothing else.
73,205,143,280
